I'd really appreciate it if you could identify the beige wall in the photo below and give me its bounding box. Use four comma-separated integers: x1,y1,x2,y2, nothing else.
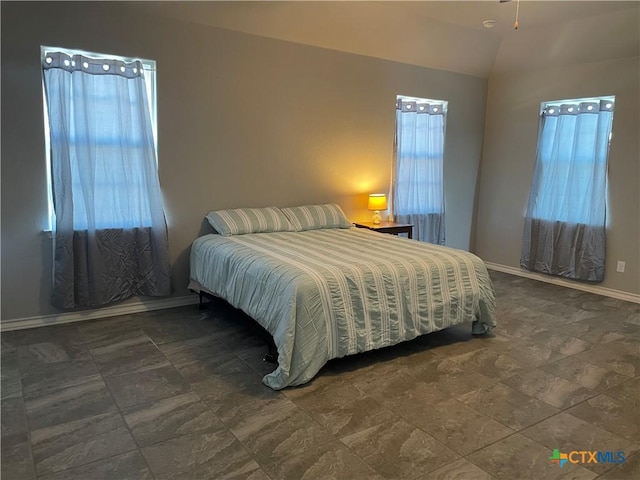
1,2,487,321
475,56,640,295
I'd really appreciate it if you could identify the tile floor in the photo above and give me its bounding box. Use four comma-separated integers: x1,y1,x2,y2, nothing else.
1,271,639,479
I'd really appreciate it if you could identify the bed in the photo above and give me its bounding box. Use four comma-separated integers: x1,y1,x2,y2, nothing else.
189,204,496,390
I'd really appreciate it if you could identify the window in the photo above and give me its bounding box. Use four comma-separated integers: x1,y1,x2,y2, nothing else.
42,46,170,308
392,95,447,244
521,96,614,282
526,96,614,225
41,46,157,230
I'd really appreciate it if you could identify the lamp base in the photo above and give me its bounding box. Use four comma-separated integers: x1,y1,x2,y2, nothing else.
372,211,382,224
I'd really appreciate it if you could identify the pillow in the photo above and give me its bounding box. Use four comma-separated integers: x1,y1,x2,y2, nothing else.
281,203,352,231
205,206,295,236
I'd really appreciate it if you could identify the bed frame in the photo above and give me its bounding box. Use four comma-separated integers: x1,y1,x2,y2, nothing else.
195,290,278,363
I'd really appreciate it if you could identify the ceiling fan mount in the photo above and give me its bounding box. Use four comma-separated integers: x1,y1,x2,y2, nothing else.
500,0,520,29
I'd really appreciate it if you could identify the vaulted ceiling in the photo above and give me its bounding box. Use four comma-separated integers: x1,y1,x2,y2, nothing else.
129,1,640,77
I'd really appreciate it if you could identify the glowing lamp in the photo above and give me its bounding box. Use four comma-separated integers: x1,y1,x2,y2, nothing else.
368,194,387,224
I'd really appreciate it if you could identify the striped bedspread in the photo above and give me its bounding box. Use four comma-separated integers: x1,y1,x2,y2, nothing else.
189,228,496,389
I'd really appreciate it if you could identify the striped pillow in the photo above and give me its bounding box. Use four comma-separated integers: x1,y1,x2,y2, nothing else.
205,206,295,236
281,204,352,231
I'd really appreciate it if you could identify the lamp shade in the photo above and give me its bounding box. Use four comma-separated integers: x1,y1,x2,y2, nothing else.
368,194,387,211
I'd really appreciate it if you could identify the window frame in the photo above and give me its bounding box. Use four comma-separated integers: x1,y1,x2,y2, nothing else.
530,95,615,225
40,45,158,231
393,94,449,215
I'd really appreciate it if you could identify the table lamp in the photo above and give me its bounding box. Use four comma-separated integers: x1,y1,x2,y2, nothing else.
368,194,387,224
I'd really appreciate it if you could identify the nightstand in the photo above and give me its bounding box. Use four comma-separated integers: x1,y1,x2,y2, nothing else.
354,221,413,239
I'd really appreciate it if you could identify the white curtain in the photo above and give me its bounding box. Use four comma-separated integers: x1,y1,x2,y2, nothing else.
521,100,614,282
43,51,171,308
392,98,445,244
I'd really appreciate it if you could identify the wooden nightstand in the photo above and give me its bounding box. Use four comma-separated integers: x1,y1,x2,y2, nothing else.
354,221,413,239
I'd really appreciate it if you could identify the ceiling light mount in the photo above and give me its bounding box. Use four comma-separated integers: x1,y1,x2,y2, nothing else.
500,0,521,30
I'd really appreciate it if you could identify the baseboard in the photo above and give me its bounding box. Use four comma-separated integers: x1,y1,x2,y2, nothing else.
485,262,640,304
0,295,199,332
3,265,637,331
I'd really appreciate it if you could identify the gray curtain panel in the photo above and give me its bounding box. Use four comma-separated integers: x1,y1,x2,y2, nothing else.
521,218,606,282
43,51,171,308
52,228,171,308
394,213,444,245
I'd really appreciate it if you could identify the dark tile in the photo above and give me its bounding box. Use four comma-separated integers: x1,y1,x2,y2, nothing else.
501,368,595,409
37,450,152,480
575,296,623,313
1,397,28,439
241,469,273,480
503,296,558,312
157,335,224,365
390,354,499,397
105,365,191,409
17,341,88,373
565,314,636,344
492,338,566,367
261,440,385,480
1,331,16,352
174,350,251,383
467,433,596,480
176,356,280,417
496,318,550,340
24,378,117,430
404,398,514,455
441,348,529,379
458,382,559,430
567,394,639,442
355,369,450,407
541,356,629,392
512,307,572,331
234,343,280,376
364,383,450,431
624,310,640,326
202,374,284,422
282,367,355,403
136,305,209,324
9,324,80,347
31,412,137,476
422,369,499,398
75,315,148,350
20,356,101,398
138,314,216,345
536,302,603,324
1,433,36,480
575,344,640,378
90,336,170,377
209,320,267,352
605,377,640,407
228,397,335,465
122,392,224,446
420,324,487,354
1,350,21,400
142,428,259,479
528,331,592,356
606,337,640,355
340,418,460,479
291,383,398,438
418,458,496,480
